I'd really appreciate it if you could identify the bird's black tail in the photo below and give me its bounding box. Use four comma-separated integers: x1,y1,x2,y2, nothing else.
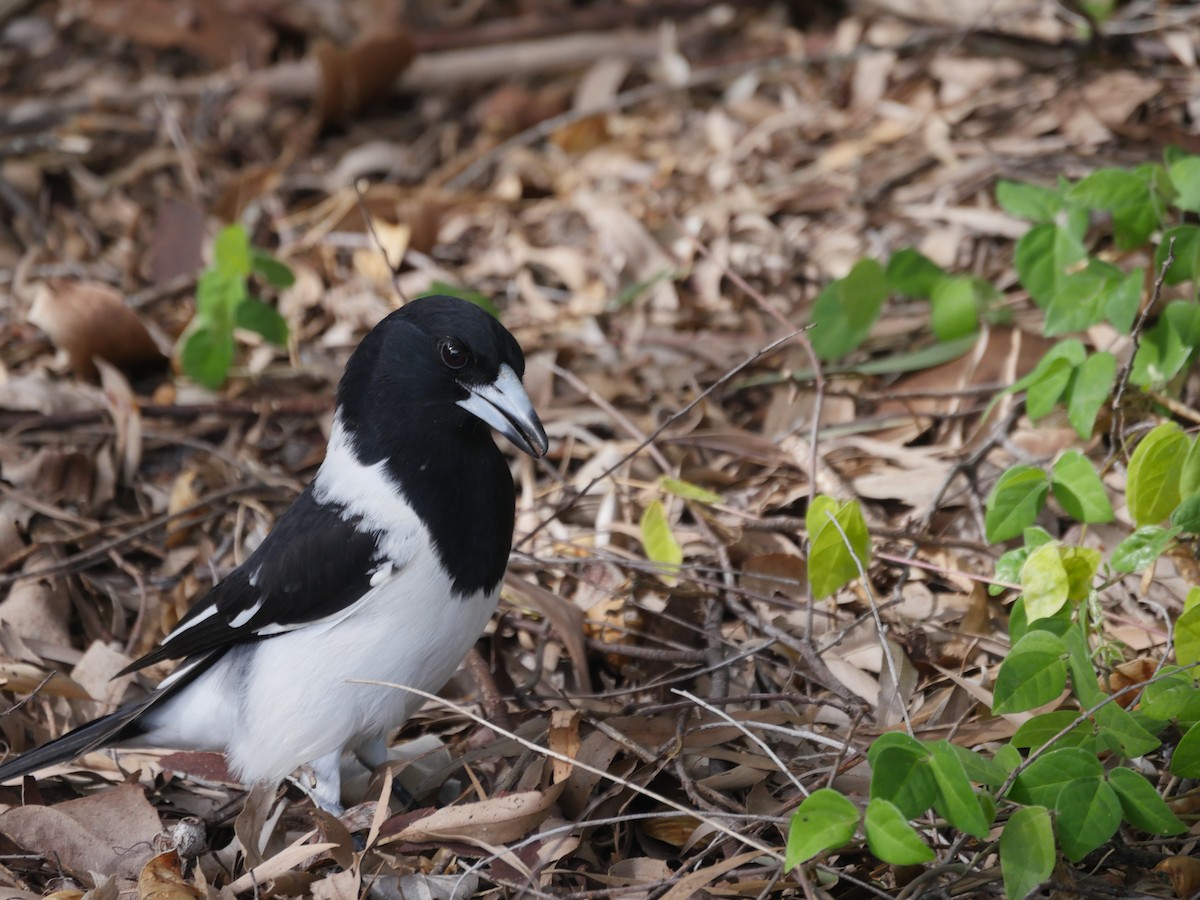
0,697,153,784
0,650,222,786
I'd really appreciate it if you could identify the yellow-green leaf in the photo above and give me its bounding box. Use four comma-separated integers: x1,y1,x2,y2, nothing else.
660,477,724,505
640,500,682,583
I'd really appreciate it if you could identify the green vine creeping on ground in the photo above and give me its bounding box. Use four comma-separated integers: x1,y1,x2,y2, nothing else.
774,150,1200,895
178,224,294,389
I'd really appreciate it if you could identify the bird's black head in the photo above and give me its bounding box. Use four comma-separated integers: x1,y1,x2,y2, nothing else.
336,295,548,464
331,295,548,595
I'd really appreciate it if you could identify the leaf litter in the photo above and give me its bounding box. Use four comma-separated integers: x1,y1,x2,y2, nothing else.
0,0,1198,896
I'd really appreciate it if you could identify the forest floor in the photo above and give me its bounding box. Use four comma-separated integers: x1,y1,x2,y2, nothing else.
0,0,1198,897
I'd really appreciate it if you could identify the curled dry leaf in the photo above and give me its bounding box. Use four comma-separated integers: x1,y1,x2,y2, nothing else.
315,28,416,128
137,849,202,900
1155,856,1200,898
1104,657,1158,708
384,782,567,845
28,282,167,381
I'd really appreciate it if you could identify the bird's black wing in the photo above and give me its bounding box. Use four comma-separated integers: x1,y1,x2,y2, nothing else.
121,486,385,674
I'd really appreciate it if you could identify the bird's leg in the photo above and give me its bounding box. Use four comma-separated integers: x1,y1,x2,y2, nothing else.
353,737,418,809
292,750,344,813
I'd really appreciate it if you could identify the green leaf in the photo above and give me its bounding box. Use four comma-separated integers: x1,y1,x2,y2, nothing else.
1020,543,1070,621
1126,422,1187,526
195,269,245,326
1135,302,1200,387
1067,168,1162,249
1140,667,1198,723
1009,594,1074,646
1168,156,1200,213
866,732,929,766
1154,225,1200,286
639,500,682,582
1175,601,1200,667
659,477,724,505
1179,437,1200,498
993,630,1068,714
1025,358,1074,421
869,747,938,820
1000,806,1055,900
1011,711,1093,751
947,744,1007,787
1108,767,1187,835
250,249,296,287
806,496,871,599
1007,339,1087,395
928,741,989,838
784,788,859,868
1111,525,1180,574
1055,777,1122,862
1169,495,1200,533
1008,746,1103,807
1061,546,1101,602
929,276,980,341
996,180,1061,223
1065,351,1116,439
864,799,934,865
1104,266,1143,333
213,223,252,277
1044,266,1111,336
1171,720,1200,777
235,297,289,345
886,248,945,297
994,743,1021,772
179,325,236,390
1093,702,1161,758
1014,223,1087,308
992,545,1030,596
809,259,888,360
985,466,1050,543
1050,451,1113,523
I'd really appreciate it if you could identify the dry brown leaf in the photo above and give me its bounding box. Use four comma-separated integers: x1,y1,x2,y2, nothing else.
82,0,275,66
146,198,204,284
28,281,167,380
1155,856,1200,898
504,573,593,693
739,553,807,602
0,784,162,879
315,28,416,128
137,850,202,900
0,552,73,646
658,850,763,900
0,662,91,700
386,782,566,845
548,709,581,784
225,834,339,894
308,868,359,900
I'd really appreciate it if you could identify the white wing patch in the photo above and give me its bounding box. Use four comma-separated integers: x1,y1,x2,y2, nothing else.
162,602,219,645
229,597,265,628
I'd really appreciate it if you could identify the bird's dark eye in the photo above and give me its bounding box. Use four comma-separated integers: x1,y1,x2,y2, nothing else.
438,338,468,370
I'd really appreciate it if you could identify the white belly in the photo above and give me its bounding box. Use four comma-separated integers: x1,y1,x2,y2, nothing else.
139,558,499,785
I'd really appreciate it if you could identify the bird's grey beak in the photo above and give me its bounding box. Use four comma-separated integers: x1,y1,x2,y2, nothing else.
458,363,549,458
